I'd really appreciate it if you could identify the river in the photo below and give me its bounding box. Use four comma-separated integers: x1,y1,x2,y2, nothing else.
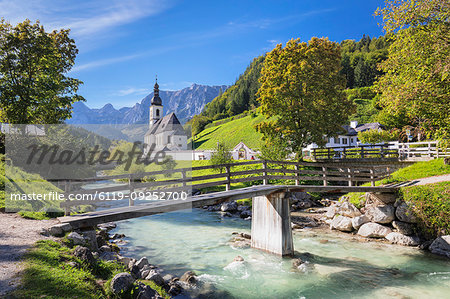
107,208,450,299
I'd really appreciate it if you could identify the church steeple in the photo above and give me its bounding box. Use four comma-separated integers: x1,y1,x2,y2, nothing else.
151,76,162,105
149,76,163,128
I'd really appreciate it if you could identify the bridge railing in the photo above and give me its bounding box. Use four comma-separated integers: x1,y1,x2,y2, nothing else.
312,141,449,161
58,160,393,215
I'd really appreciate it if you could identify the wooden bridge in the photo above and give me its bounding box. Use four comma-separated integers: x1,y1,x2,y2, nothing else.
311,141,449,162
58,160,399,256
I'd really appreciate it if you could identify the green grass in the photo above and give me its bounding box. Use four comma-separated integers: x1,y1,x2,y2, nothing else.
344,159,450,208
401,182,450,238
12,240,121,298
12,239,169,299
385,158,450,183
193,112,266,150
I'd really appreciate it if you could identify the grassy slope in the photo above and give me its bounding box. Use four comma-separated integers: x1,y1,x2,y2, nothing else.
193,113,265,150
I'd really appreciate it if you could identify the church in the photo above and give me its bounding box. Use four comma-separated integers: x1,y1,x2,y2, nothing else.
144,79,188,152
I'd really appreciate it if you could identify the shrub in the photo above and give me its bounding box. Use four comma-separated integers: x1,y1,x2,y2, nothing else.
401,182,450,239
357,129,398,144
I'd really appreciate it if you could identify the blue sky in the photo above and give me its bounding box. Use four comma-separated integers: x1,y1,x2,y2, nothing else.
1,0,385,108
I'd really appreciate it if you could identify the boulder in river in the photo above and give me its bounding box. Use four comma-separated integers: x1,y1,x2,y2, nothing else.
326,201,361,219
429,235,450,258
385,232,420,246
180,271,197,285
392,220,414,235
134,282,157,299
352,215,370,230
145,270,166,287
395,202,418,223
221,201,238,212
110,272,134,295
330,215,353,232
135,257,149,269
365,205,395,224
357,222,392,238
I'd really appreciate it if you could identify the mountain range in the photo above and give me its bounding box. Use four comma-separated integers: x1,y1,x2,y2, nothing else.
67,84,228,125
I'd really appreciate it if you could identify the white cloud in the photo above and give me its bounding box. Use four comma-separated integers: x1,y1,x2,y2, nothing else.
116,87,150,96
0,0,172,39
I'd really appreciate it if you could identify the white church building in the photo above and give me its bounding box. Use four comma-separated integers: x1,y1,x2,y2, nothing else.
144,80,188,153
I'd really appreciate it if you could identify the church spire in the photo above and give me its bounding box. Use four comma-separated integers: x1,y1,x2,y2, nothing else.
151,76,162,105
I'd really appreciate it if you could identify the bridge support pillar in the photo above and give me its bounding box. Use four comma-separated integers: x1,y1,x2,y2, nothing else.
251,191,294,256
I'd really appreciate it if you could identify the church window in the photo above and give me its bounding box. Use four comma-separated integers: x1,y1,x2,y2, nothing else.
168,136,172,143
156,109,160,117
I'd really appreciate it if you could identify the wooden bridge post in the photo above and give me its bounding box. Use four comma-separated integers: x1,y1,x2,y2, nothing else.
251,191,294,256
225,165,231,191
128,174,134,207
370,167,375,187
64,180,71,216
348,168,353,187
262,161,268,185
295,164,300,185
322,166,327,186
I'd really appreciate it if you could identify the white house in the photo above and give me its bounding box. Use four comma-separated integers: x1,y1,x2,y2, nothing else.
303,121,385,154
144,80,188,154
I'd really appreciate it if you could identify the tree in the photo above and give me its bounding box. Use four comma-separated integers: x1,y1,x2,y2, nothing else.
210,141,232,173
0,19,84,124
256,37,354,157
375,0,450,140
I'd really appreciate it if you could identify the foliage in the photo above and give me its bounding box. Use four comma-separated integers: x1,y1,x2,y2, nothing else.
357,129,399,144
256,37,353,156
375,0,450,140
210,141,233,172
345,87,381,124
202,56,265,120
258,137,290,161
0,19,84,124
401,182,450,238
339,35,390,89
161,155,177,177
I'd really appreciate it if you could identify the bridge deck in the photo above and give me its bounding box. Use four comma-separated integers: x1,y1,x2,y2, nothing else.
58,185,398,229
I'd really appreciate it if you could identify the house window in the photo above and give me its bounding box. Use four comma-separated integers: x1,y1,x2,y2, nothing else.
335,138,340,144
156,109,160,117
328,137,333,143
343,138,348,145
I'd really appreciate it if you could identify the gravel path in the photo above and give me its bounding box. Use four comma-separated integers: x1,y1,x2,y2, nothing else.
0,213,58,296
412,174,450,185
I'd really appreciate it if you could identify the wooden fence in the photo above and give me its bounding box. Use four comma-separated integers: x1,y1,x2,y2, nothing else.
59,160,392,215
312,141,449,161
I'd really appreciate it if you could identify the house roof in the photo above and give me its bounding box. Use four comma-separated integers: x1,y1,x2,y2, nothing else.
340,122,384,136
354,122,384,133
145,112,186,136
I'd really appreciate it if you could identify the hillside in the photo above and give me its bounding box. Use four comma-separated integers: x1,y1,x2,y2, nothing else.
67,84,228,125
193,112,265,150
189,35,390,136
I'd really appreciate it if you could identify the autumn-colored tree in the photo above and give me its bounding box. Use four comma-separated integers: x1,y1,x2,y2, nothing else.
0,19,84,124
375,0,450,140
256,37,353,157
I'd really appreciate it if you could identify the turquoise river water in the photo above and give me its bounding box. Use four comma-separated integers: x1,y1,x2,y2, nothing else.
107,208,450,299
